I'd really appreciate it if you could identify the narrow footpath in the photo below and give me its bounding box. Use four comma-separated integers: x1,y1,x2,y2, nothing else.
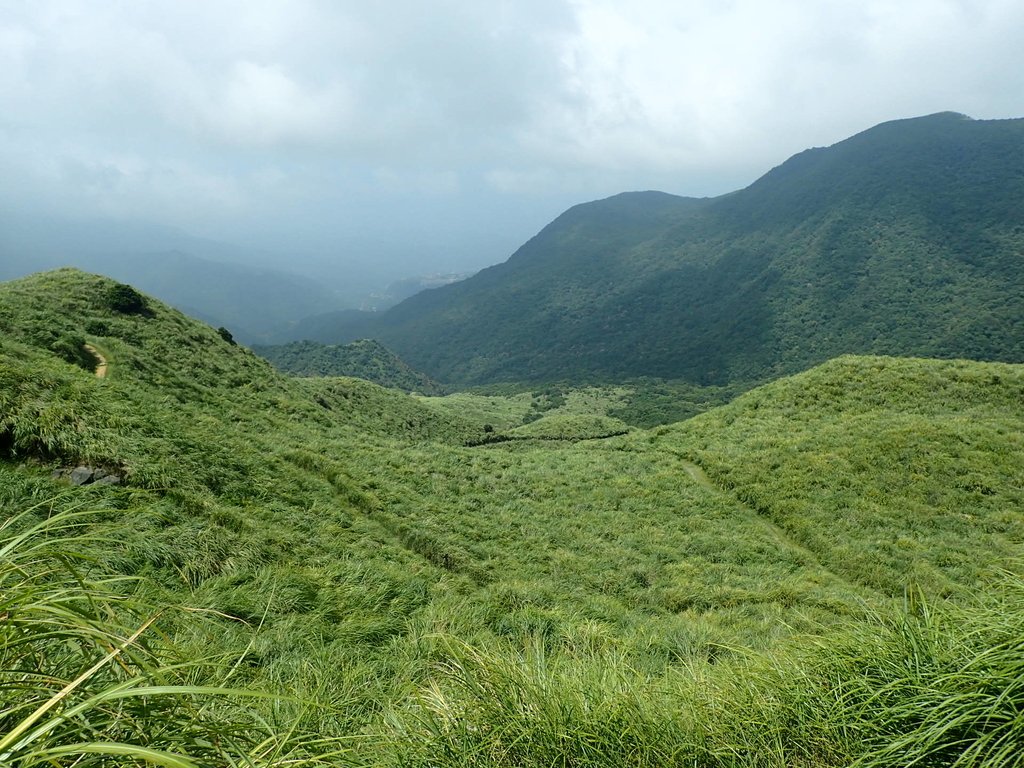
83,344,108,378
678,459,715,490
675,453,838,576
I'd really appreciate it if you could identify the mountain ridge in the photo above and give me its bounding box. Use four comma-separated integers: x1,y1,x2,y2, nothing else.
255,338,446,395
293,112,1024,387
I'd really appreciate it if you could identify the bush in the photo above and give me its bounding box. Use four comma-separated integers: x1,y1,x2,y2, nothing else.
218,327,237,345
105,283,152,316
84,319,110,336
49,333,96,371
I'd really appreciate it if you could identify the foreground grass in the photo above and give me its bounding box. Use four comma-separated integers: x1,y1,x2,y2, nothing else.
383,578,1024,767
0,507,351,767
6,503,1023,767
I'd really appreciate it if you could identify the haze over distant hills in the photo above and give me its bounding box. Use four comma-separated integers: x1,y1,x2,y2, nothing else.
292,112,1024,387
0,214,484,343
0,215,354,343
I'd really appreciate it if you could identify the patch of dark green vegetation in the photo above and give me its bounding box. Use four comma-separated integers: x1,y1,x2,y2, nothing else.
1,268,1022,765
105,281,153,316
607,378,740,427
48,331,98,371
255,338,445,394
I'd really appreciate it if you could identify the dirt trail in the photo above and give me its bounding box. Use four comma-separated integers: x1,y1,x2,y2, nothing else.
83,344,108,378
678,459,715,490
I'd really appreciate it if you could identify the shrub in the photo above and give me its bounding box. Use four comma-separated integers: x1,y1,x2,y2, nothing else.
84,319,110,336
49,333,96,371
217,327,237,345
105,283,152,316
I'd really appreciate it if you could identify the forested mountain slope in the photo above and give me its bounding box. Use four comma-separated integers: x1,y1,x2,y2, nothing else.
255,338,445,394
303,112,1024,387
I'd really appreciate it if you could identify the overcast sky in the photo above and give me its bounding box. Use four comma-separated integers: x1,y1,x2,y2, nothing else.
2,0,1023,283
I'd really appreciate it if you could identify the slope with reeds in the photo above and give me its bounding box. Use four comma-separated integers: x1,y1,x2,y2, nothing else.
1,268,1022,765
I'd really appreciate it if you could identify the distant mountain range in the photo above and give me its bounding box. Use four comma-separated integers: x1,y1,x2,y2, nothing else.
0,218,348,343
0,215,484,344
293,112,1024,387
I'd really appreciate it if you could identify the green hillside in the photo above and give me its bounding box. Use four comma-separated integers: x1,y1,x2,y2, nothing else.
255,338,446,394
299,112,1024,387
2,269,1023,765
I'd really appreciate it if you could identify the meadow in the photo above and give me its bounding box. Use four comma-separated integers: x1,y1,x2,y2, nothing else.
1,269,1022,766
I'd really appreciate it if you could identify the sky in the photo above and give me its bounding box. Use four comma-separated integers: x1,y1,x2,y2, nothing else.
1,0,1023,286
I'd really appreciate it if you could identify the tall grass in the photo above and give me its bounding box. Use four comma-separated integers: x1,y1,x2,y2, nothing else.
830,582,1024,767
387,637,705,767
383,580,1024,767
0,506,350,767
3,272,1024,765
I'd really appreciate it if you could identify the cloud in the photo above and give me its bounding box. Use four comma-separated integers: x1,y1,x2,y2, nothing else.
0,0,1022,273
528,0,1024,177
202,60,351,147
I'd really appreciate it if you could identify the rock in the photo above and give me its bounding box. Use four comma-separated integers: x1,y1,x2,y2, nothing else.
52,464,124,487
69,466,95,486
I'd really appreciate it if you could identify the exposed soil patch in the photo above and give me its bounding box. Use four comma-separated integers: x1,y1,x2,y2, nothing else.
83,344,108,378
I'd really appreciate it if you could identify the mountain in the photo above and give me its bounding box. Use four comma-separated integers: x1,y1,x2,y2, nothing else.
2,268,1023,764
254,338,446,394
0,216,347,342
298,112,1024,387
285,306,381,344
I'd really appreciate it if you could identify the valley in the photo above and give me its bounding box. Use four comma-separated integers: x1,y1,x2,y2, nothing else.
1,268,1022,766
4,0,1023,760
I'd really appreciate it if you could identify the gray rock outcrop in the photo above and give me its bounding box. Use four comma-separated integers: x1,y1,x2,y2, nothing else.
51,465,123,487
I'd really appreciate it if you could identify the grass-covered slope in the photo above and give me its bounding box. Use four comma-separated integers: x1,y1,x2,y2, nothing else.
304,112,1024,387
255,338,445,394
650,355,1024,595
0,269,477,468
2,269,1023,765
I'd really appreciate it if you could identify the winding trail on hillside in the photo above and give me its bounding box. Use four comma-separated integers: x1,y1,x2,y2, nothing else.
675,454,837,575
84,344,108,378
678,459,715,490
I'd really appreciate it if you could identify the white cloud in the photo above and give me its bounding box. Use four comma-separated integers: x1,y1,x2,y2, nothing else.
203,60,351,147
537,0,1024,176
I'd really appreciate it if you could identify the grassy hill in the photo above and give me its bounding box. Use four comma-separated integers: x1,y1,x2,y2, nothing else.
298,112,1024,387
2,269,1022,765
255,338,446,394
